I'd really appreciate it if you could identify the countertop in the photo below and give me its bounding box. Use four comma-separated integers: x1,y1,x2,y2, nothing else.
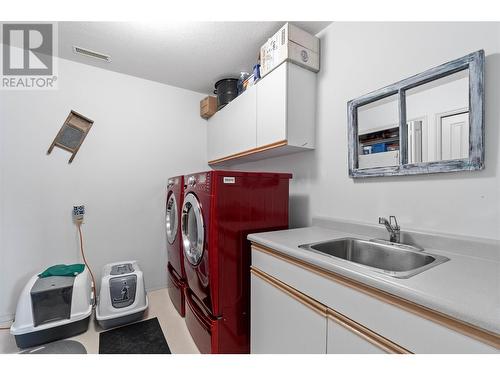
248,225,500,335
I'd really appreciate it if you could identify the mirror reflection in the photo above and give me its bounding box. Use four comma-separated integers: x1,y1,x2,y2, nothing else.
405,69,469,163
357,94,400,169
356,70,470,170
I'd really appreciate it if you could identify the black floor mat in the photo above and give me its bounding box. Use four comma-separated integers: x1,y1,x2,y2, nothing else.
99,317,171,354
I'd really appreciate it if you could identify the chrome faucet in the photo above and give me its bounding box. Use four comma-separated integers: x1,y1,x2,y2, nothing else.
379,216,400,243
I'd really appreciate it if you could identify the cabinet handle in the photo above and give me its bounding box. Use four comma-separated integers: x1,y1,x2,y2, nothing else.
327,308,411,354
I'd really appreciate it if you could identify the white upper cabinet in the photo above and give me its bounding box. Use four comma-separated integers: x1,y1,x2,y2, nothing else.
207,85,257,162
207,62,316,165
256,63,287,146
257,62,317,149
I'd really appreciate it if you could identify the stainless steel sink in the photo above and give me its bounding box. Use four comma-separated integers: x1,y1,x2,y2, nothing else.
299,237,449,278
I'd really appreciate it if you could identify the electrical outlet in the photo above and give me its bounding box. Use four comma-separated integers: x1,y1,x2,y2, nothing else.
73,205,85,221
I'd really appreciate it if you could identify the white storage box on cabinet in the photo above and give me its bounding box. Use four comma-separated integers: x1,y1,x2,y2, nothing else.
207,62,316,166
260,22,320,77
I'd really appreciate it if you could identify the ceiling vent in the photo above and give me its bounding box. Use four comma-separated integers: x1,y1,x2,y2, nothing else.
72,46,111,63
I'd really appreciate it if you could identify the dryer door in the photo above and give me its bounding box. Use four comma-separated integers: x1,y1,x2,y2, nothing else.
181,193,205,266
166,193,178,245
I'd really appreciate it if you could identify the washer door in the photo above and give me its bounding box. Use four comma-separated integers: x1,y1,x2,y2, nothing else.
166,193,178,244
181,193,205,266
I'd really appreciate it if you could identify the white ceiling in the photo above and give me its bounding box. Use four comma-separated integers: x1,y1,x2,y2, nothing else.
58,22,332,94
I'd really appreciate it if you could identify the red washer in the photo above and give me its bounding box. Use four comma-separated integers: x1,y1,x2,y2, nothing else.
166,175,186,317
181,171,291,353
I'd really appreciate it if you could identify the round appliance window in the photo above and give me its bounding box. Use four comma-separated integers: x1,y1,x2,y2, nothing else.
166,194,178,244
181,193,205,265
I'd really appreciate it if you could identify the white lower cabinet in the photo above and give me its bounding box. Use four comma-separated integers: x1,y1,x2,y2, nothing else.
251,244,499,354
250,270,327,354
250,267,408,354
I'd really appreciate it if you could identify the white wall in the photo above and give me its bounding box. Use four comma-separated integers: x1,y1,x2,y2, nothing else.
231,22,500,240
0,57,207,321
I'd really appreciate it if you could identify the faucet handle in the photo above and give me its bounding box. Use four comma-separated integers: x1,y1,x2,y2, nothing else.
389,215,400,230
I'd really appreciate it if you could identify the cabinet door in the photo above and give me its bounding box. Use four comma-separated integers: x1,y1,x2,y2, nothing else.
327,316,386,354
207,104,229,161
256,63,287,147
251,269,327,354
326,309,409,354
207,85,257,162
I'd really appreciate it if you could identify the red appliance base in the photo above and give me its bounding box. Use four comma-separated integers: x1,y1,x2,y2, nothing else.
167,264,186,317
185,288,220,354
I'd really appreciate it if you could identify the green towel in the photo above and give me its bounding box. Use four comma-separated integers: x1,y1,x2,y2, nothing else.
38,264,85,278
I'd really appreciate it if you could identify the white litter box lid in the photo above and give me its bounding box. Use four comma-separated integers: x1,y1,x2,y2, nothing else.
11,268,93,336
95,260,148,322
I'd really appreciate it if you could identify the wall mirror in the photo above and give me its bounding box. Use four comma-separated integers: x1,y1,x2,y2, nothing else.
348,50,484,178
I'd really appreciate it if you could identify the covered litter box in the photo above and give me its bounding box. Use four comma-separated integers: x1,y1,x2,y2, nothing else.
96,261,148,329
10,266,93,349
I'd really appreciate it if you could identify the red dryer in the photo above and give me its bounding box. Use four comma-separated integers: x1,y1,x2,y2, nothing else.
166,175,187,317
181,171,292,354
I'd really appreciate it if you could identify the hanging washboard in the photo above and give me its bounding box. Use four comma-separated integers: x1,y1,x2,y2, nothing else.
48,110,94,163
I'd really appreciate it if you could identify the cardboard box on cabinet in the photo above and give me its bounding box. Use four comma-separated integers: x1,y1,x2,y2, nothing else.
260,23,320,77
200,96,217,119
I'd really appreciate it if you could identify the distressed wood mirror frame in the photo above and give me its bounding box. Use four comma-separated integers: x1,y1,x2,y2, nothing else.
347,50,484,178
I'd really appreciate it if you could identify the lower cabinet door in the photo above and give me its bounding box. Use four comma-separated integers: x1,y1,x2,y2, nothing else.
326,309,410,354
327,316,386,354
250,269,327,354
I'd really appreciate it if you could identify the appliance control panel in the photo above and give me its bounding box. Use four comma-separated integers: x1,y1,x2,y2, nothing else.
185,172,211,193
167,177,180,189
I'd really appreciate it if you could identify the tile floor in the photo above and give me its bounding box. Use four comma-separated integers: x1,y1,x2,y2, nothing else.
0,288,200,354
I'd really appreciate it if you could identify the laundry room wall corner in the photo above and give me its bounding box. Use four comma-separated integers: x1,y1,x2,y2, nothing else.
0,57,208,321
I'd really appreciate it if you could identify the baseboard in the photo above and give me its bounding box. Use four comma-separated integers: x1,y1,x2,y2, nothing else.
146,284,168,293
0,314,14,326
